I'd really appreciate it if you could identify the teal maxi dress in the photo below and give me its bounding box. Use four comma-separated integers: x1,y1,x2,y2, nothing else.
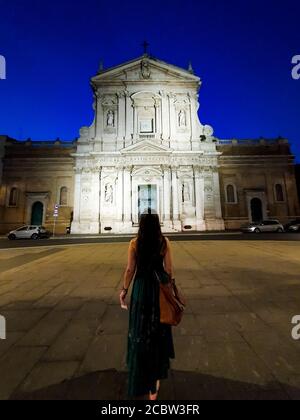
126,238,175,398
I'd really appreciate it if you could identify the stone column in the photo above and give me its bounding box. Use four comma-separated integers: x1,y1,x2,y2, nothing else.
169,93,178,149
133,104,138,141
194,166,205,231
116,167,124,222
90,92,97,139
123,166,132,226
191,93,201,151
71,169,82,233
90,169,100,233
284,170,299,217
168,94,176,141
163,166,171,228
125,92,133,146
189,98,193,143
213,169,224,221
95,93,104,143
171,166,181,230
167,94,171,141
155,100,161,139
117,92,126,147
160,91,169,143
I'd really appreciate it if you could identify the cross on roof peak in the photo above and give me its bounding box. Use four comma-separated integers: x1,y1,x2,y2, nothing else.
142,40,150,55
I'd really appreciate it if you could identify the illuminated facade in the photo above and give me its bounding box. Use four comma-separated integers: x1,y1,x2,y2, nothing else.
71,55,224,234
0,56,299,234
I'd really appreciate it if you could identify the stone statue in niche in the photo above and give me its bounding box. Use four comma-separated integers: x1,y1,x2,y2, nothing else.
106,110,115,127
105,184,114,204
182,182,191,202
141,60,151,79
178,110,186,127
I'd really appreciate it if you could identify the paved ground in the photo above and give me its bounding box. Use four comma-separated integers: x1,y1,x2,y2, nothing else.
0,240,300,400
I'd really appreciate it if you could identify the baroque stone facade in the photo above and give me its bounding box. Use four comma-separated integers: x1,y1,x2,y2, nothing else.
0,55,299,234
71,55,224,234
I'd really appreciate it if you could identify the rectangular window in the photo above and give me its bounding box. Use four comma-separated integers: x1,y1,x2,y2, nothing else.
140,119,153,133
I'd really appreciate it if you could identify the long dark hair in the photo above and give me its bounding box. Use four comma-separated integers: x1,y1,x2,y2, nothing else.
136,213,166,268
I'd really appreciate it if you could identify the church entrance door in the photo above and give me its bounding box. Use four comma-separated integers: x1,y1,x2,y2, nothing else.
31,201,44,225
138,185,157,219
250,198,263,222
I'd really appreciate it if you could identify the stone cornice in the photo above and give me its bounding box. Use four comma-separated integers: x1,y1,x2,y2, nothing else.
219,155,294,160
74,155,219,171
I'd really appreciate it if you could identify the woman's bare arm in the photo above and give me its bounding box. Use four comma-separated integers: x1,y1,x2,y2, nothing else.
123,241,137,290
164,238,174,279
120,241,137,309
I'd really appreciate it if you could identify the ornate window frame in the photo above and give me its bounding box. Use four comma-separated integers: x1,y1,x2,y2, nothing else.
7,187,19,208
274,183,286,203
59,186,68,207
225,183,238,204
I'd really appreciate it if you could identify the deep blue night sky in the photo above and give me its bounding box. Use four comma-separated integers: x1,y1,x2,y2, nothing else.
0,0,300,161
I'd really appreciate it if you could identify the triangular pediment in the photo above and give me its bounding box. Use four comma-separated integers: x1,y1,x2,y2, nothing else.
120,140,173,155
92,56,200,84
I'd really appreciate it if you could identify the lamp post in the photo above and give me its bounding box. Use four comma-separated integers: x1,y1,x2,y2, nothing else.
53,204,59,237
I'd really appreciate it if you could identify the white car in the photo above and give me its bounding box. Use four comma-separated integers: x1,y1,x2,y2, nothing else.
286,219,300,232
7,225,50,240
241,220,285,233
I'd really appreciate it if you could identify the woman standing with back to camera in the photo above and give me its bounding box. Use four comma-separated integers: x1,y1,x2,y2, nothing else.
119,212,175,400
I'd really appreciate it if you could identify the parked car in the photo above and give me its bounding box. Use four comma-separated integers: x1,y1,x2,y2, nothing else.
285,219,300,232
7,225,51,240
241,220,285,233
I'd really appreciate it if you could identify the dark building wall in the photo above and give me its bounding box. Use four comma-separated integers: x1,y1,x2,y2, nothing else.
296,164,300,206
217,139,300,229
0,136,76,234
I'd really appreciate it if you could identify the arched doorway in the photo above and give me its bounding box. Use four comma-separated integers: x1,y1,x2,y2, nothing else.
31,201,44,225
251,198,263,222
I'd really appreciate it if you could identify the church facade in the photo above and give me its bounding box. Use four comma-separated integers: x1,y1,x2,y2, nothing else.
0,55,299,235
72,55,225,234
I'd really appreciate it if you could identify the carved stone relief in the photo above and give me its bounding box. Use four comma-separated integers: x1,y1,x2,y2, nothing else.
104,183,114,204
